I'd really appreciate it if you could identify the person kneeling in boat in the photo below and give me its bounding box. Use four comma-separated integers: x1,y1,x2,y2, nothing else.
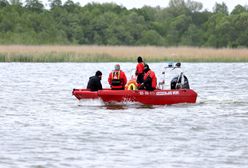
108,64,127,90
87,70,103,91
139,64,157,91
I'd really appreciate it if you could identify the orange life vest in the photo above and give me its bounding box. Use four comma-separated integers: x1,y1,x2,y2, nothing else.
111,71,123,89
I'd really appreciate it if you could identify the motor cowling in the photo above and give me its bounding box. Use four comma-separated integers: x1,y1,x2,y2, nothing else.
171,74,190,89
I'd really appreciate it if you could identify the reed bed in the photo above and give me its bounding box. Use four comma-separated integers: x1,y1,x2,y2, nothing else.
0,45,248,62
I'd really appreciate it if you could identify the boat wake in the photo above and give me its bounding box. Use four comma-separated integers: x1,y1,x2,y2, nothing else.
77,99,158,109
78,98,104,107
197,96,248,106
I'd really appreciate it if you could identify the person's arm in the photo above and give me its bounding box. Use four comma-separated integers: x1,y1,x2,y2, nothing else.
86,81,90,89
135,64,139,75
98,79,102,90
108,72,112,85
86,77,91,89
151,72,157,89
123,72,127,85
143,72,151,85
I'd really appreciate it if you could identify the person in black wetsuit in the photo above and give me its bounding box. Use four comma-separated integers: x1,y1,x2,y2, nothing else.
87,71,102,91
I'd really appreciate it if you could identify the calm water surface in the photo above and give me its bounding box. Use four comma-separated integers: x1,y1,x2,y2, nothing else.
0,63,248,168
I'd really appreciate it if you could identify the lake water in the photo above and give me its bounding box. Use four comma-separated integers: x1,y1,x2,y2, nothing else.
1,63,248,168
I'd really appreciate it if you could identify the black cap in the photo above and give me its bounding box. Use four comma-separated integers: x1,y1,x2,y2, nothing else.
144,64,150,72
95,71,102,76
137,56,143,63
175,62,181,68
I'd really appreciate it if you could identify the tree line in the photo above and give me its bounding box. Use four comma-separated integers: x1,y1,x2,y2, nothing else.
0,0,248,48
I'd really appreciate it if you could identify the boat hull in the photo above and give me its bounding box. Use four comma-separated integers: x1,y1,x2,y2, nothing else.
72,89,197,105
72,89,99,99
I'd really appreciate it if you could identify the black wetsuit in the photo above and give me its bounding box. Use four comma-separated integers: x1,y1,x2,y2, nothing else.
136,73,144,84
87,76,102,91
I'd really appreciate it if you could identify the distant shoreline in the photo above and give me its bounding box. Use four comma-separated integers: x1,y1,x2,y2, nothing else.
0,45,248,62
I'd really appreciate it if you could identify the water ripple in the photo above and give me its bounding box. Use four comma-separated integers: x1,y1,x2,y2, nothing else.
1,63,248,168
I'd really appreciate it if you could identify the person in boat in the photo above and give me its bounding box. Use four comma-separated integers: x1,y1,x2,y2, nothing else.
135,56,145,85
170,62,190,89
139,64,157,91
108,64,127,90
86,70,103,91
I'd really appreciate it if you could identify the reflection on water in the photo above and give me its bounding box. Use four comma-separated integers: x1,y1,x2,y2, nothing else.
1,63,248,168
104,104,128,110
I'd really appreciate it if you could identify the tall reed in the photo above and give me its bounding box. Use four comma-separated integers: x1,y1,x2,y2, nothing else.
1,45,248,62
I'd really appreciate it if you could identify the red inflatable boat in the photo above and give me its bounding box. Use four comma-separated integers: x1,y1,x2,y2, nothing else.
73,62,199,105
72,89,197,105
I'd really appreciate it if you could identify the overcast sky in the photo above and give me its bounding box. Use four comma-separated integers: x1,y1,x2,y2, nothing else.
50,0,248,11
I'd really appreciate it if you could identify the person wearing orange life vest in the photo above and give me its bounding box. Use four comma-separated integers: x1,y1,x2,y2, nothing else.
108,64,127,90
135,56,144,85
139,64,157,91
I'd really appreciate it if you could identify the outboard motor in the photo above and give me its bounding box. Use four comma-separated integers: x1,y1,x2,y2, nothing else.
171,72,190,89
